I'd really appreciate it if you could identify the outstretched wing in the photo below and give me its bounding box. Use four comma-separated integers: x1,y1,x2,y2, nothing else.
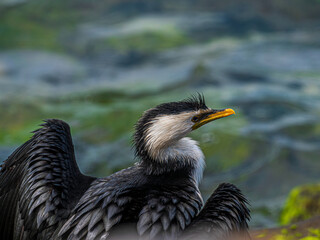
0,119,94,240
137,181,203,240
58,167,141,240
182,183,251,240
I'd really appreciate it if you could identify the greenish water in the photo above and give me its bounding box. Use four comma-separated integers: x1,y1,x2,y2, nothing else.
1,0,320,228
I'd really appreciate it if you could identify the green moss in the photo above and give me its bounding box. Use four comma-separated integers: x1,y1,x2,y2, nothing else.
274,234,288,240
281,229,289,235
256,232,266,238
272,226,320,240
0,101,45,144
76,105,140,142
281,122,320,141
290,224,298,230
0,0,87,50
202,132,252,172
104,29,191,53
299,237,320,240
0,16,60,50
299,228,320,240
280,184,320,225
0,89,194,146
308,228,320,238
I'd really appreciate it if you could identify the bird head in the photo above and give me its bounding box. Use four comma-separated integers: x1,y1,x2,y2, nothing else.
134,95,235,163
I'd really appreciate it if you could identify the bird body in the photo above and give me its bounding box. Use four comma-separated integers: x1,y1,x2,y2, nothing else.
0,95,249,240
0,120,202,240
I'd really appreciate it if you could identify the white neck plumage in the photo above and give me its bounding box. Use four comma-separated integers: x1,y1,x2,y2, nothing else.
147,137,205,185
141,113,206,185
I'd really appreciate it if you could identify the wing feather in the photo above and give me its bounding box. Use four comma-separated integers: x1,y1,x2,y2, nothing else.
182,183,251,240
0,119,94,239
137,181,202,240
59,167,140,240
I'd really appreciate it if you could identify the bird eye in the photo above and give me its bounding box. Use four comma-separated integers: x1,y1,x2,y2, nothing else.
192,116,199,122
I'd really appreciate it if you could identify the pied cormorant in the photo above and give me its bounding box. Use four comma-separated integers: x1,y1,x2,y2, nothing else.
0,95,250,240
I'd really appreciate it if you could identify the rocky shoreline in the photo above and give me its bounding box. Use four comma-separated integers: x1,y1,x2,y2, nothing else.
251,216,320,240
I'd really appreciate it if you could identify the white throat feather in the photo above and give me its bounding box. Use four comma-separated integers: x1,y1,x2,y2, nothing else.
143,113,205,184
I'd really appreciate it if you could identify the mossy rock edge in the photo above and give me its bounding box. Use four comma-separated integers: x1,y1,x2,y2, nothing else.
280,184,320,225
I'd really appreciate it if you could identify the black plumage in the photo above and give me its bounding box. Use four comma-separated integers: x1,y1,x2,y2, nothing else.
182,183,251,240
0,120,94,240
0,96,250,240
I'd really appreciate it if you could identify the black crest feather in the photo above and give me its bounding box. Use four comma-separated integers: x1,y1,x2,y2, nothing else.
184,93,207,111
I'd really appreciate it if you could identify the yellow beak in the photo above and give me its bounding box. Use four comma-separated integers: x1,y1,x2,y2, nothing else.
192,108,235,130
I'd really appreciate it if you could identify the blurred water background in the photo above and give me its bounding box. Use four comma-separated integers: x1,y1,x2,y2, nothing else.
1,0,320,229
